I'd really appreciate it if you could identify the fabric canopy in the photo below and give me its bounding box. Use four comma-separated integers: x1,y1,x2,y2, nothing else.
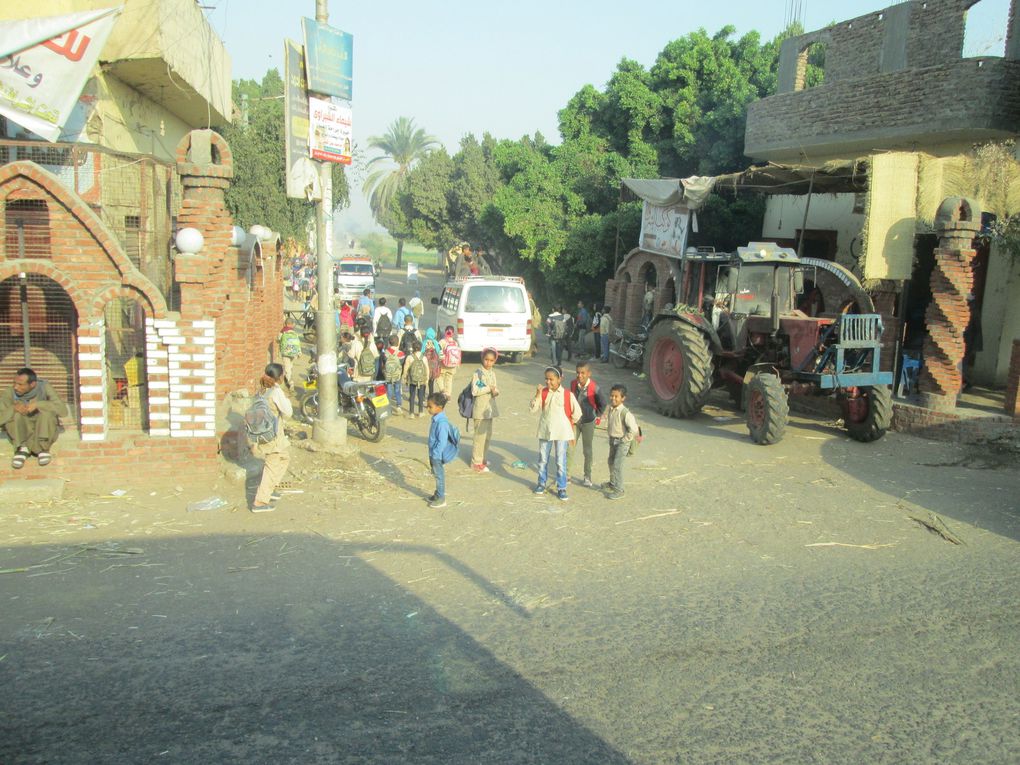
622,176,717,210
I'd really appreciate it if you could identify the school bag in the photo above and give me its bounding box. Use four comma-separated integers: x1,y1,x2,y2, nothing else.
384,352,403,382
457,382,474,420
550,315,568,340
443,423,461,464
409,354,429,385
399,329,418,355
441,340,462,368
570,378,602,417
244,393,278,444
424,345,441,380
619,404,644,456
279,330,301,358
357,346,377,377
591,311,602,331
375,312,393,341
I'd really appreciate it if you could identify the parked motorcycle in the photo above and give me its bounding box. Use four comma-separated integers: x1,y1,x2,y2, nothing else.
299,362,389,442
609,323,649,369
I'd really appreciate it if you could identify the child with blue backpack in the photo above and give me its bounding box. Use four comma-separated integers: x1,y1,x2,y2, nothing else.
426,392,460,509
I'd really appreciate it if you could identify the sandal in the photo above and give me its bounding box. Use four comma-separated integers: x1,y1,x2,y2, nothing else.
11,447,29,469
37,452,52,467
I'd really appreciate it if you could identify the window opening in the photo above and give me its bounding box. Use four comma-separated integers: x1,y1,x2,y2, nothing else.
104,298,148,432
963,0,1009,58
5,199,51,258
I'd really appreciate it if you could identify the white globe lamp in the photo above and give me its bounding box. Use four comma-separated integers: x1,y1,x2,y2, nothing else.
175,227,204,254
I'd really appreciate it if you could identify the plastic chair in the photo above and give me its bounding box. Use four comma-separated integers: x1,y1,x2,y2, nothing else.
897,355,921,397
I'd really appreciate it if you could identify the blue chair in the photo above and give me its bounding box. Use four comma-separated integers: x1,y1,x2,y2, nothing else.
897,355,921,397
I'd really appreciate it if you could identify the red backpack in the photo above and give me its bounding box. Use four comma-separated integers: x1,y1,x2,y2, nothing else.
571,378,601,415
424,344,441,380
540,387,573,422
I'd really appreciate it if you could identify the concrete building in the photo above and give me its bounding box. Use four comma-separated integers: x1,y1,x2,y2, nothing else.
0,1,286,484
745,0,1020,390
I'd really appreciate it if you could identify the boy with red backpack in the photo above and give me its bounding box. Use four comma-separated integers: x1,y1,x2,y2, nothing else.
529,366,581,501
568,360,607,488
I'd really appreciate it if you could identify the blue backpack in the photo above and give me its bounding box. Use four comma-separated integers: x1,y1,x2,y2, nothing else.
444,424,461,464
244,393,278,444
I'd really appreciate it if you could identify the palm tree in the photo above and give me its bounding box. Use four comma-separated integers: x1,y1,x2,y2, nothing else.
362,117,440,267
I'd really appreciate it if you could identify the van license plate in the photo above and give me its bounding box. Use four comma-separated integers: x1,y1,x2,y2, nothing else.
487,327,503,334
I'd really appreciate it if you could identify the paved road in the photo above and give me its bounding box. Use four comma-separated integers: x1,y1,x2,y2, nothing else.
2,264,1019,763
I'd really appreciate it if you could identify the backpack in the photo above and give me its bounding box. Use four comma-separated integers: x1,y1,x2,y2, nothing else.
591,312,602,331
375,312,392,340
441,340,462,368
279,330,301,358
383,352,403,382
457,382,474,420
550,316,568,340
424,345,441,380
570,378,602,417
357,300,372,317
357,346,376,377
619,405,644,456
244,393,278,444
444,423,461,464
540,387,573,423
409,354,429,385
399,329,418,355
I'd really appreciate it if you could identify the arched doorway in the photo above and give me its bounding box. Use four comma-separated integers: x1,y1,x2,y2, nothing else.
0,274,78,422
104,298,148,431
639,262,658,290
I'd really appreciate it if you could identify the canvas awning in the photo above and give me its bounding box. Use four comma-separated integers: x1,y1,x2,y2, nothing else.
622,176,717,210
712,161,869,195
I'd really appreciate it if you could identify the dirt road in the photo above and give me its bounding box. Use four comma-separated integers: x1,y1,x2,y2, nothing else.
2,266,1019,764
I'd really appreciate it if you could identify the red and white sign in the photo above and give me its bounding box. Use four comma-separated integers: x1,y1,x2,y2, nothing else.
0,7,121,142
308,95,352,165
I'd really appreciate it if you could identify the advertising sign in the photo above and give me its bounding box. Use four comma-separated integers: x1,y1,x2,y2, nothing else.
308,95,352,165
0,7,121,142
301,17,353,100
283,39,319,200
639,202,691,259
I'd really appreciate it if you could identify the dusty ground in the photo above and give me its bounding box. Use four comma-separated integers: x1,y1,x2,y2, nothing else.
2,265,1019,764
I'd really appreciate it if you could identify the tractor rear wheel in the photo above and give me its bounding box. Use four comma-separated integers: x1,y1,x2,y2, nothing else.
844,385,892,442
746,373,788,445
644,319,713,418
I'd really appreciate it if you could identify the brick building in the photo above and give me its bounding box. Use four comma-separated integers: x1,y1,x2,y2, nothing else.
0,2,287,485
744,0,1020,390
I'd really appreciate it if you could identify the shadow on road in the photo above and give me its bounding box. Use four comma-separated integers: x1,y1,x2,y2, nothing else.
0,534,629,765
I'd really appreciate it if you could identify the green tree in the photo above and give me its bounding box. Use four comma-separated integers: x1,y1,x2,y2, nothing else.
362,116,440,266
222,70,349,244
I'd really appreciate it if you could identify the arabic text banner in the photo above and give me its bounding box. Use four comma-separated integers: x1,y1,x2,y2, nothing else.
308,96,352,166
0,7,121,143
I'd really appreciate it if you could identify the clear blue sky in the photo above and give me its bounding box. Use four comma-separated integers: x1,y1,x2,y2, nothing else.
203,0,1009,233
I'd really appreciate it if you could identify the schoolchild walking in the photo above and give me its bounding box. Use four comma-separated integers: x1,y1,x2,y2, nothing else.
402,338,429,417
382,335,405,413
599,306,613,363
249,363,292,513
530,366,581,501
422,327,442,396
604,384,639,500
352,330,378,383
438,326,462,396
568,360,606,487
276,322,301,388
426,392,460,509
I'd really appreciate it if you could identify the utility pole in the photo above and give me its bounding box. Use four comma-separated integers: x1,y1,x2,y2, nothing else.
311,0,346,450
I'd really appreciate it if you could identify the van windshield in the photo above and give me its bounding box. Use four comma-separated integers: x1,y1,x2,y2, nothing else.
339,263,374,275
464,285,526,313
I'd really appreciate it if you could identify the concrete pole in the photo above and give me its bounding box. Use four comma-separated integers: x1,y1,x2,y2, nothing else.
311,0,346,450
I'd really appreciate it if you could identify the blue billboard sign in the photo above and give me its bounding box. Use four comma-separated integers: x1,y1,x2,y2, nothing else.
301,17,353,101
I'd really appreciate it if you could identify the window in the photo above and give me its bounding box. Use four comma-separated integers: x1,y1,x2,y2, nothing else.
124,215,141,267
464,286,526,314
733,266,792,317
5,199,50,258
441,287,461,311
339,262,374,275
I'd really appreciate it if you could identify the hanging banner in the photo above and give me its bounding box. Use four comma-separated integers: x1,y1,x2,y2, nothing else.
639,202,691,259
308,95,352,165
0,7,121,142
284,39,319,200
301,18,353,100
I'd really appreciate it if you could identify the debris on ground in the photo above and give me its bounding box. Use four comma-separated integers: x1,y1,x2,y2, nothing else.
909,512,964,545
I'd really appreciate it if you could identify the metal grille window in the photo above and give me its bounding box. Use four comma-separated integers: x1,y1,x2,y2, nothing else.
0,274,77,423
104,298,148,432
5,199,51,258
124,215,142,267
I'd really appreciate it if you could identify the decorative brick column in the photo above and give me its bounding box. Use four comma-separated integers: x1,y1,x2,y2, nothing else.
918,197,980,412
77,318,107,442
1006,339,1020,419
624,282,645,333
145,318,172,437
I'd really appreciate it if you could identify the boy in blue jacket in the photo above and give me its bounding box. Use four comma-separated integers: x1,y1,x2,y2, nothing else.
426,392,459,509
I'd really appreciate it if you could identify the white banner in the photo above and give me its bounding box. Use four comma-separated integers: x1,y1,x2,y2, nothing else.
0,7,121,142
639,202,690,258
308,95,352,165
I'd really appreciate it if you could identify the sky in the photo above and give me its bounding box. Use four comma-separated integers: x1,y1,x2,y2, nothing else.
202,0,1011,234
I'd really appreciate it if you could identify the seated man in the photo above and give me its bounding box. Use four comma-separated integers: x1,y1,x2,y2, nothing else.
0,368,68,468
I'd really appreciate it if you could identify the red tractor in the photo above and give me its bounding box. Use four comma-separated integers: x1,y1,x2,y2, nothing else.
643,243,894,444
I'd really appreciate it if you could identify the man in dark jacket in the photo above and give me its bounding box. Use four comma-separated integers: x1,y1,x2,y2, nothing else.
0,368,68,469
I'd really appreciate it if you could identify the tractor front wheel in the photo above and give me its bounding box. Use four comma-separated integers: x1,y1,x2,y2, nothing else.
844,385,892,442
746,373,788,445
643,319,713,418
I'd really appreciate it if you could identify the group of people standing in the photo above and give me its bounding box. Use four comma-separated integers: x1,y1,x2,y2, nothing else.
544,301,615,366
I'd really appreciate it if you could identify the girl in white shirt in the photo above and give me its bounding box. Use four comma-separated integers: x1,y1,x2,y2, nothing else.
529,366,581,501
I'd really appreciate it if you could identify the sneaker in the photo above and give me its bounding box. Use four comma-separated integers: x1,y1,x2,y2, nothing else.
532,485,546,496
250,503,276,513
425,492,439,502
270,492,283,501
428,497,447,509
581,477,593,488
472,463,490,473
601,481,615,491
557,489,569,501
606,490,625,500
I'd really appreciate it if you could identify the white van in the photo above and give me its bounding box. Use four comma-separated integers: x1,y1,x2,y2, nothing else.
430,276,532,360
